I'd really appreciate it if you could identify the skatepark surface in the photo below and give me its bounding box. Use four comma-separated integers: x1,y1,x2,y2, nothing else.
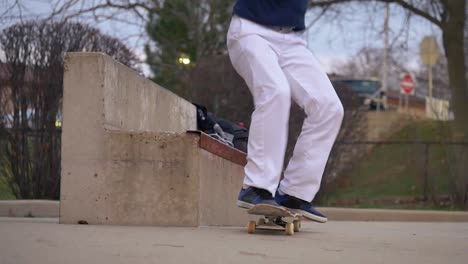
1,217,467,264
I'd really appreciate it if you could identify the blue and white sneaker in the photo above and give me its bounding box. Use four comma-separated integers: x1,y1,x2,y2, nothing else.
275,191,328,223
237,187,279,209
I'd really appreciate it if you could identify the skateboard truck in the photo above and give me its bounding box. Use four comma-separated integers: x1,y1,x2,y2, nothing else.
246,204,301,236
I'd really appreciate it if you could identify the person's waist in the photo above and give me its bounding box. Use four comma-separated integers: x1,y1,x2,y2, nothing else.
266,25,296,33
232,15,298,33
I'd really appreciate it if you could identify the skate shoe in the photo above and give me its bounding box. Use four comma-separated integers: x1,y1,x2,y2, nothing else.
275,191,327,223
237,187,279,209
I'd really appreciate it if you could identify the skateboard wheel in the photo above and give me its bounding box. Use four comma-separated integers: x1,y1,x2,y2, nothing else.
247,221,256,234
258,218,266,225
285,223,294,235
293,220,301,232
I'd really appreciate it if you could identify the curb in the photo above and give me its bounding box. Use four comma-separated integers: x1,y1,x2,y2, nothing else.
322,207,468,222
1,201,467,222
0,200,59,218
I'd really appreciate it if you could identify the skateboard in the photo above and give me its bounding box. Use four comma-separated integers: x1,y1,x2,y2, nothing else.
246,204,301,235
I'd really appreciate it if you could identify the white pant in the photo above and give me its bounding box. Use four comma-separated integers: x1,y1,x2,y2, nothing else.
227,16,344,202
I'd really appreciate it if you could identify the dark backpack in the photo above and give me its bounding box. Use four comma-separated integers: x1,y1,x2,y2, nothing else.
193,103,248,153
214,117,248,153
193,103,216,133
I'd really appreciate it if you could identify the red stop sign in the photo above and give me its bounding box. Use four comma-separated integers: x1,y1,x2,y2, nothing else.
401,74,415,95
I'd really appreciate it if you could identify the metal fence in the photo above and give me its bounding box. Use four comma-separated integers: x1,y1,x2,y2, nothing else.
0,128,61,199
320,140,468,209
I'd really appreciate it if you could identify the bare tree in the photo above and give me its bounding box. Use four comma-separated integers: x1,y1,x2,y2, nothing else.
334,47,408,78
48,0,155,19
16,1,235,98
145,0,233,98
311,0,466,130
0,1,157,60
311,0,468,209
0,20,138,199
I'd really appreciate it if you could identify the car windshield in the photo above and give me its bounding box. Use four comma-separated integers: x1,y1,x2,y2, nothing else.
337,80,380,95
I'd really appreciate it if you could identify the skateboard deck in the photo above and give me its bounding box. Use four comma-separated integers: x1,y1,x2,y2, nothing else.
246,204,301,235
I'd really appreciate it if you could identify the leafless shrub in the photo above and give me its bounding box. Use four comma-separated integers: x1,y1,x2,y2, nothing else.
0,20,138,199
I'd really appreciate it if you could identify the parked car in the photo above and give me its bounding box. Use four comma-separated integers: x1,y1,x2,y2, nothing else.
331,78,386,111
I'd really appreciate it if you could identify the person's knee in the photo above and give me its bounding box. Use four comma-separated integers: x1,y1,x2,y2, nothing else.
303,94,343,120
304,96,343,128
320,97,344,129
330,99,344,121
273,88,291,104
255,86,291,109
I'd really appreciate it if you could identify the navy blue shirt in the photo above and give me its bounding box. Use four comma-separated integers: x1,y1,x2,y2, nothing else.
233,0,308,31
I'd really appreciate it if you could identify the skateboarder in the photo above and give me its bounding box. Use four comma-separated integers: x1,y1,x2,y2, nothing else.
227,0,344,223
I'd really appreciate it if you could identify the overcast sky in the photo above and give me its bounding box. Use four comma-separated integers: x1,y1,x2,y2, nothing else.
1,1,440,75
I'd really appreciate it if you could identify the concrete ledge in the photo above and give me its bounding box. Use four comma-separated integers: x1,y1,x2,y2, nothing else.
60,53,201,226
0,200,59,218
322,207,468,222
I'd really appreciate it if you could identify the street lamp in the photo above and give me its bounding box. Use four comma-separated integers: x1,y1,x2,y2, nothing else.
178,56,191,65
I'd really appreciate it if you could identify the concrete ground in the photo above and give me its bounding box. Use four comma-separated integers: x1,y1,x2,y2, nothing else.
1,218,467,264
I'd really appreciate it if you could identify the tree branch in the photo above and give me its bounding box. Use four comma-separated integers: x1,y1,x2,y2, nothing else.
47,0,159,22
383,0,443,27
309,0,443,28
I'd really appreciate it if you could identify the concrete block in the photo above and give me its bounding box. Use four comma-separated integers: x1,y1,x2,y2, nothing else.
61,132,201,226
61,131,248,226
60,53,247,227
197,149,249,226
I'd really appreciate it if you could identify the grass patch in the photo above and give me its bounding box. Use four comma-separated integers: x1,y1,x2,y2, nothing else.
0,176,15,200
322,120,460,210
0,138,15,200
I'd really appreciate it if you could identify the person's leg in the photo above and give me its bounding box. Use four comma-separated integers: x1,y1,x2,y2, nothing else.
276,37,344,220
227,17,291,206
